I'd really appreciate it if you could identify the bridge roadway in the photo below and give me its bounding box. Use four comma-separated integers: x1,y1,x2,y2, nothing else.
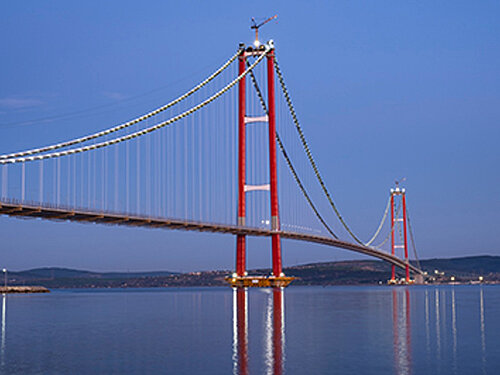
0,200,423,276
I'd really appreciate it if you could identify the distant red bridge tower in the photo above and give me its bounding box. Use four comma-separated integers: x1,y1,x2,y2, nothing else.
389,185,412,284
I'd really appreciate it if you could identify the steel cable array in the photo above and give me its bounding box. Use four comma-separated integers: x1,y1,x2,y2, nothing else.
274,58,364,245
0,49,243,161
0,46,269,165
405,205,422,270
375,200,402,248
250,56,399,247
246,63,339,239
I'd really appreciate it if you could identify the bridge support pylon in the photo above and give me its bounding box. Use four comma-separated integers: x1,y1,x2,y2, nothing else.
235,46,247,279
267,48,283,278
389,186,412,284
227,42,294,288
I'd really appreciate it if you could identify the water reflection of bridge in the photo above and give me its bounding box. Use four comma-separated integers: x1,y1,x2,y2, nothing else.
232,288,412,375
234,288,412,375
233,288,284,375
392,288,412,375
1,295,5,368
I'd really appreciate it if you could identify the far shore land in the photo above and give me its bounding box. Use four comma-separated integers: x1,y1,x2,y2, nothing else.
0,286,49,293
3,255,499,291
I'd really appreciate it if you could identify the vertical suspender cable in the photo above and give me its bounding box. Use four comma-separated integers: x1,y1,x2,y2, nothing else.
39,161,43,203
126,141,129,213
73,156,76,208
53,160,56,204
1,166,6,199
198,95,202,221
136,123,140,215
115,145,119,212
57,158,61,206
102,144,106,210
191,97,195,220
21,162,25,202
184,104,188,220
87,151,90,208
93,148,97,209
147,126,151,217
157,124,161,217
67,157,70,206
80,154,83,207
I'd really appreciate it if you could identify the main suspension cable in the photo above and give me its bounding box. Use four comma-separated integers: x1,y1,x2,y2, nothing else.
364,196,391,246
246,61,339,239
1,46,270,164
274,58,364,245
0,48,243,160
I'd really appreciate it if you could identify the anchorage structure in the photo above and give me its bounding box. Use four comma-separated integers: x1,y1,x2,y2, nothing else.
389,186,412,284
226,41,294,288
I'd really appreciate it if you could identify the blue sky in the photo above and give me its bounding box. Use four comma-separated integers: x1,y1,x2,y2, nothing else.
0,1,499,272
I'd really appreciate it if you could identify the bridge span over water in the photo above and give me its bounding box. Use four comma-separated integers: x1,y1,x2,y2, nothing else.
0,40,424,283
0,200,422,276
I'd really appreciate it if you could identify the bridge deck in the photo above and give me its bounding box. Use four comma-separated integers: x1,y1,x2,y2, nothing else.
0,200,422,275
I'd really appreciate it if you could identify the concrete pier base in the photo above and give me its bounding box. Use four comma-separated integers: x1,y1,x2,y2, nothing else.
225,275,295,288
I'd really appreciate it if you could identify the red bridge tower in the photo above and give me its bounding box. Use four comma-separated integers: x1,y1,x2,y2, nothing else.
226,42,294,288
389,185,412,284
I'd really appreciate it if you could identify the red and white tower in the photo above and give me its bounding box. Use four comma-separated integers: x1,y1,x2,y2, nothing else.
390,185,411,284
227,41,293,288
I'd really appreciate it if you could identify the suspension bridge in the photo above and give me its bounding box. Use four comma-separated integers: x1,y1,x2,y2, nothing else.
0,40,424,286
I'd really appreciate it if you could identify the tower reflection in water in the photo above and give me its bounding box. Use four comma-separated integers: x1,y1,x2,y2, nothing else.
1,294,6,368
392,288,412,375
232,288,284,375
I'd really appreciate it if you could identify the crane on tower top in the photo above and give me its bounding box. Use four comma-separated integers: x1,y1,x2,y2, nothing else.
395,177,406,188
251,15,277,47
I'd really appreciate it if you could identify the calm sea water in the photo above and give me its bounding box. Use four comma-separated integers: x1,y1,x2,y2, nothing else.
0,285,498,374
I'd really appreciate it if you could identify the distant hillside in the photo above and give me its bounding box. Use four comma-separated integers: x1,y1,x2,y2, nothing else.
9,267,178,288
419,256,500,276
7,255,500,289
285,255,500,285
284,260,391,285
13,267,178,279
